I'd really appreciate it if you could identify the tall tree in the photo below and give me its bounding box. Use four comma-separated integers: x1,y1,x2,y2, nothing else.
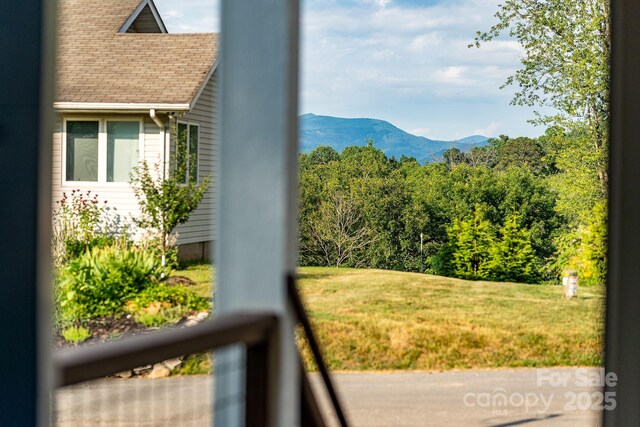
442,147,465,168
306,190,376,267
492,136,548,175
472,0,610,196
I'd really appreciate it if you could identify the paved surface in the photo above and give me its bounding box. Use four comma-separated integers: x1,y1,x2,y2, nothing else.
54,375,214,427
311,369,603,427
54,368,604,426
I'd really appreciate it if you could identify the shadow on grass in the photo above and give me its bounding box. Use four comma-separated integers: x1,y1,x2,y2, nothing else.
296,272,338,281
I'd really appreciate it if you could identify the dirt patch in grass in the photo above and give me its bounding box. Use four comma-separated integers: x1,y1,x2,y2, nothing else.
165,275,197,286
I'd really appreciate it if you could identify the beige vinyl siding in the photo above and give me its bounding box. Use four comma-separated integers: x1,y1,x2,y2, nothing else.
143,118,165,167
51,72,218,247
173,70,218,245
51,114,164,233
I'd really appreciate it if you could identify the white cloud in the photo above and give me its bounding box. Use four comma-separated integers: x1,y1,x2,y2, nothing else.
372,49,395,61
154,0,220,32
155,0,554,139
409,33,443,51
373,0,391,8
298,0,556,138
473,122,500,137
435,66,471,85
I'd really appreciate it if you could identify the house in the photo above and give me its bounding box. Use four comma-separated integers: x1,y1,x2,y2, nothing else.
53,0,219,260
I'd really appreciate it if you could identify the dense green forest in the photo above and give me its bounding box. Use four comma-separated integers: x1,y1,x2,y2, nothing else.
298,130,606,286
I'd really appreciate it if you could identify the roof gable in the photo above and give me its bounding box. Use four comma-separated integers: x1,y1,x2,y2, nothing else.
119,0,167,34
55,0,219,109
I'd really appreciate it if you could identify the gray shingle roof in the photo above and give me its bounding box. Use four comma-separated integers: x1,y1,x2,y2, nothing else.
56,0,219,106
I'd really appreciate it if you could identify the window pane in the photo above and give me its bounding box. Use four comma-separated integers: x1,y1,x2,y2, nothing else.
176,123,188,183
189,125,199,182
66,121,99,182
107,121,139,182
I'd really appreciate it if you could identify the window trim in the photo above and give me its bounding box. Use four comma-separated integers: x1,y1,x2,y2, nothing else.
62,117,144,186
175,120,200,183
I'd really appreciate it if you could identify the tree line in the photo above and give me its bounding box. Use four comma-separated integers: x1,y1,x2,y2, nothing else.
298,130,606,286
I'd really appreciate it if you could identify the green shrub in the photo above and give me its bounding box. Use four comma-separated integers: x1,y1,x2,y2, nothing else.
129,284,210,313
52,190,130,266
64,235,117,260
553,202,607,287
57,246,169,322
127,285,210,328
134,311,176,328
62,326,91,344
135,232,179,269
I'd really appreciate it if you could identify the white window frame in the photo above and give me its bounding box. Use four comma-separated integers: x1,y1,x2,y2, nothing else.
175,120,200,183
62,117,144,187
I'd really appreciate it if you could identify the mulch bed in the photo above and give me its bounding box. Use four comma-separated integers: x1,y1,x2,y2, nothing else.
55,315,156,349
54,275,206,348
54,310,210,349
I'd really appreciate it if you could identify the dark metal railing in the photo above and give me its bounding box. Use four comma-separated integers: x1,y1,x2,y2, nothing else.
54,312,278,426
54,312,277,386
53,276,349,427
287,274,350,427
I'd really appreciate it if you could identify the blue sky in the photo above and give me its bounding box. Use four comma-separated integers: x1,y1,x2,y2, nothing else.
154,0,551,141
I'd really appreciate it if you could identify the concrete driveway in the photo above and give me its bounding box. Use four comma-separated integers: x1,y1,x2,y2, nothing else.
53,368,604,426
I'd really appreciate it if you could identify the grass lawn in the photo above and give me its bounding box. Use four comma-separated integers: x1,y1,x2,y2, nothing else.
174,264,604,372
174,262,214,299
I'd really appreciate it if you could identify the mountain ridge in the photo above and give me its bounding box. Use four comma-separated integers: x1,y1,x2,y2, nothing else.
299,113,489,163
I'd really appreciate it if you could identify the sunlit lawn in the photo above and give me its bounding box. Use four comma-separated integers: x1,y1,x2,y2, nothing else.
174,262,214,299
174,264,604,371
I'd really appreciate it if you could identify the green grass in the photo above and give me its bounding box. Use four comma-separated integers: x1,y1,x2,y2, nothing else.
172,264,604,371
297,267,604,371
172,353,213,376
174,262,214,299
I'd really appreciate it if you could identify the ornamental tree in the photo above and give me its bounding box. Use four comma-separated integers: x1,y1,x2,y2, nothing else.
130,161,210,267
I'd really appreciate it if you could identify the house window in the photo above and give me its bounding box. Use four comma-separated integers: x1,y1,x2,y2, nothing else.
176,122,199,183
65,119,142,183
107,121,140,182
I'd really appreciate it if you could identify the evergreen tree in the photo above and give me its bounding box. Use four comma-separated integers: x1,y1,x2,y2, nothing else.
448,206,494,280
486,211,537,283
